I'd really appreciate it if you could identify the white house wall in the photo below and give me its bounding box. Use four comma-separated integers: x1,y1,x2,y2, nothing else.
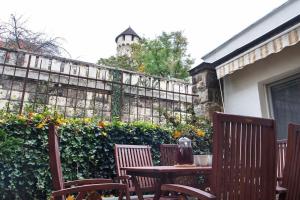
223,43,300,118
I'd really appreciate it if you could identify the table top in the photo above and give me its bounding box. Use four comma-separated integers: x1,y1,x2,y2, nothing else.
121,165,212,173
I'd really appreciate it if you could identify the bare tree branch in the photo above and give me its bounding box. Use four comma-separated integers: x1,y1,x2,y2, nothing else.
0,14,69,56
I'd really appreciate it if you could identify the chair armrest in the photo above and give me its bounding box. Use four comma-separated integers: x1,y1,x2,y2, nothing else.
114,175,131,181
64,178,113,187
114,175,131,185
161,184,216,200
276,186,287,194
52,183,128,198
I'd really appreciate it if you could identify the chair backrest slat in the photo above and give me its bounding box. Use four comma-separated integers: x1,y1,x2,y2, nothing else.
48,124,64,191
211,112,277,200
277,139,287,184
114,144,155,191
282,123,300,200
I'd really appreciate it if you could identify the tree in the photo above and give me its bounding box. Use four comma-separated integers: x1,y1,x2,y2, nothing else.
98,55,137,71
133,31,194,79
0,14,67,55
97,31,194,79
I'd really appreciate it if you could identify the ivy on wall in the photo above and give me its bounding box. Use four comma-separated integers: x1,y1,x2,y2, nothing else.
0,111,212,199
111,69,123,119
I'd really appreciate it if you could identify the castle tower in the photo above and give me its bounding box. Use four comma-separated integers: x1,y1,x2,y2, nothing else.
115,27,140,57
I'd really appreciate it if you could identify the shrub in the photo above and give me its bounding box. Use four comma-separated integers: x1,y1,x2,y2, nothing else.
0,110,212,199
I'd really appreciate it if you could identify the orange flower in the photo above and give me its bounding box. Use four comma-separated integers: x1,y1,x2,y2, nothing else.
66,195,75,200
28,112,36,119
173,130,182,139
98,121,105,128
196,129,205,137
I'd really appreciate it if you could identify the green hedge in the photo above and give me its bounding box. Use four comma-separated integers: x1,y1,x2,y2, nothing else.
0,111,212,199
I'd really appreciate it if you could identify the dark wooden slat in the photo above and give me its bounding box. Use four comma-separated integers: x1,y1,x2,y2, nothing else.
235,122,241,200
277,139,287,186
245,123,252,198
240,122,247,200
223,121,230,199
281,123,300,200
229,122,236,200
249,124,256,200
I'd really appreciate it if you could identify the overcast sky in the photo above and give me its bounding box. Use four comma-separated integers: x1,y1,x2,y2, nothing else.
0,0,287,67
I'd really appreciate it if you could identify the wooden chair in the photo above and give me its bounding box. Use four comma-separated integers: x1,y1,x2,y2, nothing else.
114,144,156,195
278,123,300,200
277,139,287,186
160,144,200,188
161,112,278,200
48,123,130,200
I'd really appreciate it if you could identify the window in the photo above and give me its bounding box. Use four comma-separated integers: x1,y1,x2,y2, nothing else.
269,74,300,139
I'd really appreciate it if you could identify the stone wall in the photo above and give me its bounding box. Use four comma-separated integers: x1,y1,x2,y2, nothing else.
0,47,194,123
191,63,223,120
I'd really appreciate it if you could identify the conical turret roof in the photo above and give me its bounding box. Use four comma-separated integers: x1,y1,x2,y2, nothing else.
115,27,141,42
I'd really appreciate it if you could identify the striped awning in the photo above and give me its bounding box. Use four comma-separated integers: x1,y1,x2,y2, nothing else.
216,25,300,79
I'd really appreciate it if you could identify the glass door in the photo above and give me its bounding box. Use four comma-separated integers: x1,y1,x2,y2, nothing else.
270,75,300,139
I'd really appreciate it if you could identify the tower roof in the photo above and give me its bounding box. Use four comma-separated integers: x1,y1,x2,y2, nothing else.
115,27,141,42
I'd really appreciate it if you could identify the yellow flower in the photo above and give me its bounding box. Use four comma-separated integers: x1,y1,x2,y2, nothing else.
83,118,91,124
196,129,205,137
36,122,46,129
98,121,105,128
56,118,67,126
66,195,75,200
17,114,26,122
138,64,145,72
0,119,4,124
102,132,107,137
173,130,182,139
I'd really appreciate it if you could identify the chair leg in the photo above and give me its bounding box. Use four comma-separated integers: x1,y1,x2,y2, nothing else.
125,187,131,200
118,190,124,200
118,187,130,200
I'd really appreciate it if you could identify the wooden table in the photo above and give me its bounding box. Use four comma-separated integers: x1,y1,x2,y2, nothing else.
122,165,212,200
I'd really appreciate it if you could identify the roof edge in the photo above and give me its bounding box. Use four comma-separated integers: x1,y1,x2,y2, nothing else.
115,27,141,43
189,62,214,76
212,14,300,67
202,0,293,61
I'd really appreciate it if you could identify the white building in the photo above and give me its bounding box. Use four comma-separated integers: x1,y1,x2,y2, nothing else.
115,27,141,57
191,0,300,139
